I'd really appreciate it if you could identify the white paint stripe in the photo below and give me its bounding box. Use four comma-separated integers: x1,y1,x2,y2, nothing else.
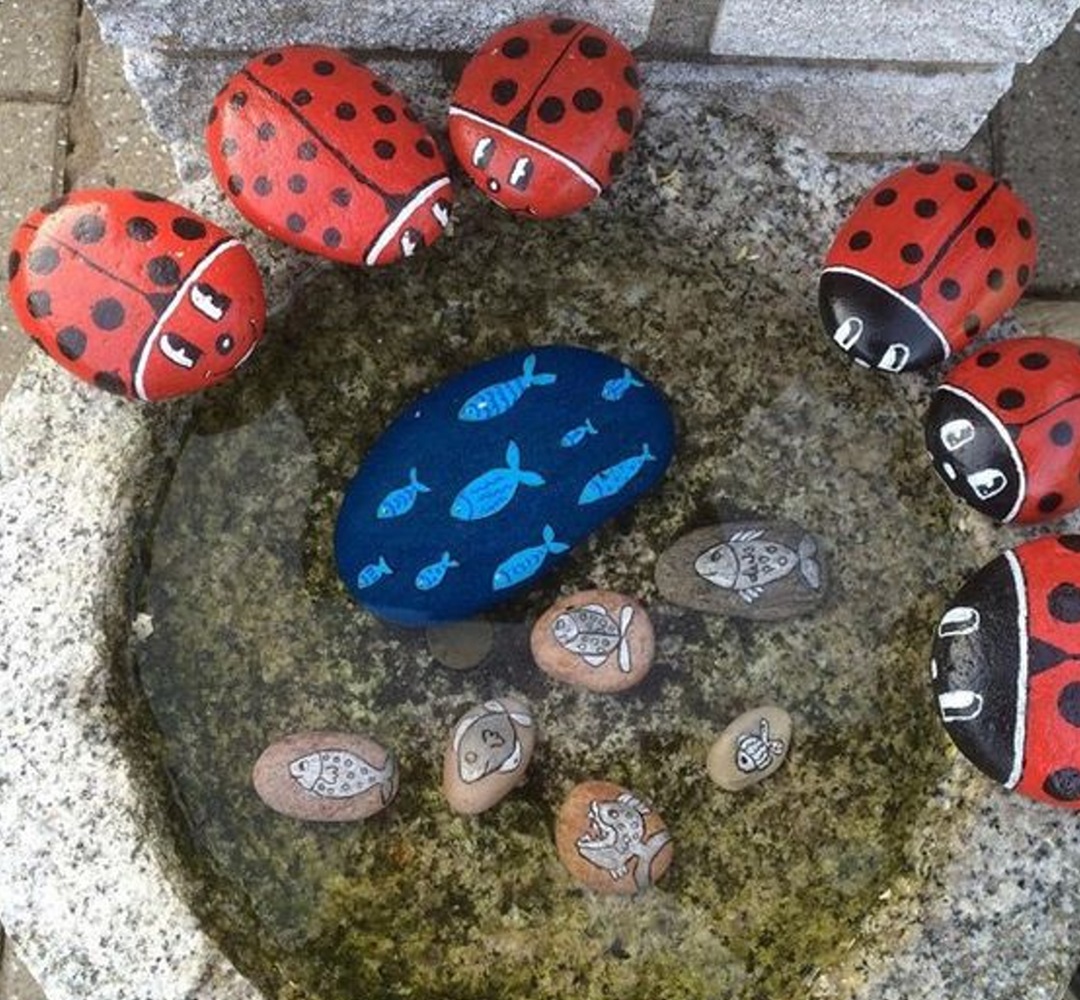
448,105,603,195
937,384,1026,523
133,239,241,401
821,265,951,361
1003,548,1028,790
364,176,452,267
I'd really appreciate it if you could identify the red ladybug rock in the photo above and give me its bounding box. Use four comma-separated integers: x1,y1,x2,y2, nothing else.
925,336,1080,523
206,45,452,265
7,188,265,401
820,161,1037,373
931,534,1080,808
449,16,641,218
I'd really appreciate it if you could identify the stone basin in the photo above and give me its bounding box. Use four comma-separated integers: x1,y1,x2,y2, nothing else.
2,92,1080,1000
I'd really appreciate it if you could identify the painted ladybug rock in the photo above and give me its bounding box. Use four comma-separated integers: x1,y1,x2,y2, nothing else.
820,161,1037,373
925,336,1080,524
206,45,452,265
931,535,1080,808
7,188,265,401
449,16,641,218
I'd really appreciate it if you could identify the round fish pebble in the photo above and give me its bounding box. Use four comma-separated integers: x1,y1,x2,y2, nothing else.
707,706,792,791
530,589,653,692
252,730,398,822
426,618,494,670
442,696,537,814
554,780,672,894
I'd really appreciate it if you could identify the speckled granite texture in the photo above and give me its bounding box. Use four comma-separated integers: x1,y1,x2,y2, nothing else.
2,91,1080,1000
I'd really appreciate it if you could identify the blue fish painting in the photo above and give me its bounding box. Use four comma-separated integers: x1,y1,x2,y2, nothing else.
601,367,645,402
560,418,598,448
376,467,431,519
357,556,393,589
415,552,460,591
492,525,569,591
578,444,657,505
458,353,557,422
451,440,545,521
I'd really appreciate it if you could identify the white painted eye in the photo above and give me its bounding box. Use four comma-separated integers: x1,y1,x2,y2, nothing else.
878,343,910,372
159,332,202,369
432,200,450,228
940,418,975,452
472,136,495,168
938,689,984,722
938,606,980,637
834,316,863,350
508,156,534,191
190,282,230,322
968,467,1007,500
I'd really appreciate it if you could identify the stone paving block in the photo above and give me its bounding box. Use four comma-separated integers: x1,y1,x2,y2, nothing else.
646,61,1014,154
86,0,654,51
0,937,47,1000
997,12,1080,295
711,0,1080,64
0,0,78,102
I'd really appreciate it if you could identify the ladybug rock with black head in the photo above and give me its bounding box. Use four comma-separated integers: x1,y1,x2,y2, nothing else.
925,336,1080,524
820,161,1037,373
207,45,452,265
931,535,1080,808
7,188,265,401
449,15,641,218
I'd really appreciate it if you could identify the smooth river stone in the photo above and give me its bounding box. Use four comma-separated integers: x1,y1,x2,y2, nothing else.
442,697,536,815
555,780,672,894
426,618,494,671
707,706,792,791
530,589,654,692
335,345,675,626
252,731,398,821
656,520,826,621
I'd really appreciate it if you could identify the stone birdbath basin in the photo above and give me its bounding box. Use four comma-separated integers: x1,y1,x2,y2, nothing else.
2,90,1080,1000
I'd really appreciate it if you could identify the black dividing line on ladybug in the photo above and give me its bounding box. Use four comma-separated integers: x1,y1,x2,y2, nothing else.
906,181,1001,295
505,23,587,135
1001,390,1080,439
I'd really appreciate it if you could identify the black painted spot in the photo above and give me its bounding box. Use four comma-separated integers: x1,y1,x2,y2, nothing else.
987,268,1005,291
373,79,393,96
609,151,625,177
1049,582,1080,623
1044,767,1080,801
26,290,51,318
502,36,529,58
873,187,898,206
257,122,276,141
975,226,996,249
624,65,640,89
939,278,961,301
227,175,244,196
253,176,272,196
955,172,977,191
336,101,356,121
56,326,87,359
579,35,608,58
491,79,518,106
848,230,872,251
573,87,603,113
147,255,181,287
373,140,396,160
172,217,207,241
537,96,565,124
293,88,313,106
976,350,1001,368
215,333,234,355
126,217,157,242
72,214,106,244
220,137,239,157
263,52,284,66
323,227,342,249
1020,351,1050,370
1018,218,1034,239
91,297,125,331
914,198,938,219
288,174,307,194
7,250,19,280
28,246,60,275
900,243,924,264
550,18,577,34
331,187,351,207
286,213,306,233
229,90,248,110
1018,264,1031,286
915,162,940,174
1039,492,1064,514
1051,421,1074,447
963,314,980,337
207,105,218,126
996,387,1025,410
403,105,419,122
93,370,126,395
415,138,435,159
297,141,318,161
617,106,635,135
313,59,335,76
1060,536,1080,552
373,104,397,124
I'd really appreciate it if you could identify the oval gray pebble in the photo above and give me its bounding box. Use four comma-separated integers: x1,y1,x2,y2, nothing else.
426,618,494,670
707,706,792,791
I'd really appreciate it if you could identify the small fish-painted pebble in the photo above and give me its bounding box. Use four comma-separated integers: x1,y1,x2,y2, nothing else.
530,589,654,693
449,16,642,219
252,731,398,821
931,534,1080,808
707,706,792,791
555,780,672,894
207,45,452,265
925,336,1080,524
426,618,494,671
335,345,674,625
6,188,266,400
442,697,536,814
656,521,826,621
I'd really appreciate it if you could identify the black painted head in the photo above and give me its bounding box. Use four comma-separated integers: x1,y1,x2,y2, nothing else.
930,551,1023,788
925,384,1023,522
819,267,947,373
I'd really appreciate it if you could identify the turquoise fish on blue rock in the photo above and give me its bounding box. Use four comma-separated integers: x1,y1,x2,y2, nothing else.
492,525,569,591
357,556,393,589
601,367,645,402
560,418,598,448
458,353,557,422
578,444,656,505
415,552,460,591
376,467,431,519
451,440,545,521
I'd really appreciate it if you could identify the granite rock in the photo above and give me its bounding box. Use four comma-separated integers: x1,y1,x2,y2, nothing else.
530,588,653,692
707,706,792,791
656,521,826,621
442,697,536,814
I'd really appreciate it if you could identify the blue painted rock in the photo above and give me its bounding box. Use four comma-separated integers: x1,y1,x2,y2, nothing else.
334,346,675,625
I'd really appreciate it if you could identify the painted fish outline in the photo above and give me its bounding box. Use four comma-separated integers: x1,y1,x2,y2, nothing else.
693,528,820,604
450,440,546,521
552,602,635,672
376,467,431,519
356,556,393,590
452,698,534,783
578,443,656,505
492,524,569,591
415,551,460,591
601,367,645,402
289,747,398,804
734,718,786,773
560,418,599,448
575,791,671,891
457,353,557,422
